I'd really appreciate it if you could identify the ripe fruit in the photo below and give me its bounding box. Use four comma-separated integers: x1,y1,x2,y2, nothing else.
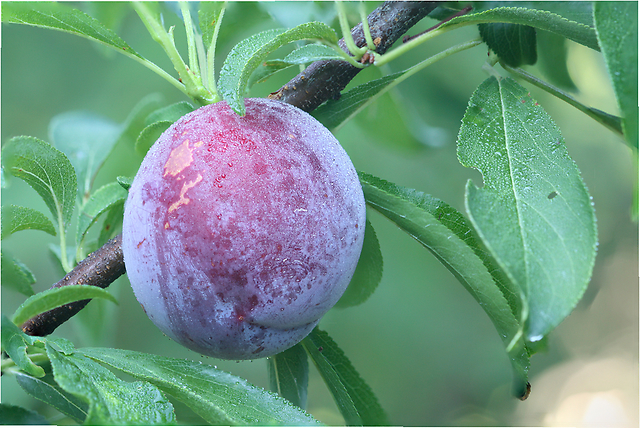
122,98,366,359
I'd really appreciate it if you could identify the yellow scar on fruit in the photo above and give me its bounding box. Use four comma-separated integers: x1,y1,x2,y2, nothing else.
164,139,193,177
168,174,203,213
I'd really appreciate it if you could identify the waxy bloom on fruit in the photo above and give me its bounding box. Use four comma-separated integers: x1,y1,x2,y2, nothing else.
123,98,366,359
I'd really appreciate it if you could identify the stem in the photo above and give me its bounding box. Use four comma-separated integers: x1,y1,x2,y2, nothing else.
179,1,200,78
336,1,366,59
206,4,226,100
375,24,455,66
57,217,72,274
359,2,376,50
133,2,214,106
501,63,624,136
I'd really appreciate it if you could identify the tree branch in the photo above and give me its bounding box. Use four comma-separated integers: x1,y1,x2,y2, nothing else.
21,1,435,337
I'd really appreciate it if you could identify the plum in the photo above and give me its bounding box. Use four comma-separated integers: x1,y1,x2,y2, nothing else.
122,98,366,359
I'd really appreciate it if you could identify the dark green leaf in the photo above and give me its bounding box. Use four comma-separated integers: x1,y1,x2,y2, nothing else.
218,22,338,115
1,252,36,296
1,205,56,240
48,111,122,200
313,71,404,131
12,284,118,327
46,344,176,425
76,182,128,245
335,219,383,308
81,347,321,426
97,202,124,246
457,76,597,343
536,30,577,91
359,172,529,397
302,328,389,426
267,343,309,410
594,2,638,148
1,316,45,378
2,1,143,58
0,404,50,425
2,136,77,233
16,370,88,424
441,7,599,51
478,22,537,67
116,176,134,190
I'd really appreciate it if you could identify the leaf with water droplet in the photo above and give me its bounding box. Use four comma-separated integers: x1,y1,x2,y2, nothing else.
457,76,597,343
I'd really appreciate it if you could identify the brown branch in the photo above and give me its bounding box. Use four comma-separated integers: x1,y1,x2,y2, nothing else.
268,1,438,112
21,1,436,337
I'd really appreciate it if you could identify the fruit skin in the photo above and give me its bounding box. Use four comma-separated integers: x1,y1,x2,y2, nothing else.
123,98,365,360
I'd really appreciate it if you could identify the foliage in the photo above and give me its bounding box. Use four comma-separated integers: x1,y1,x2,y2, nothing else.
1,1,636,425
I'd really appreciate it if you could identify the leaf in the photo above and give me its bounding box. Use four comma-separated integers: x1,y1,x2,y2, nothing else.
335,219,383,308
135,101,194,155
283,44,343,64
301,328,389,426
0,404,50,425
594,2,639,148
218,22,338,115
81,347,322,426
2,136,77,233
48,111,122,200
1,205,56,240
97,202,125,246
2,2,143,58
441,6,599,51
116,176,134,190
198,2,225,52
1,252,36,296
76,182,128,245
267,343,309,410
478,22,537,67
11,284,118,327
46,344,176,425
1,316,45,378
313,71,405,131
16,370,89,424
536,30,577,91
359,172,530,398
457,76,597,343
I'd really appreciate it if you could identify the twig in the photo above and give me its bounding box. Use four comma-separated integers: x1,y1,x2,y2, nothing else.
21,1,436,337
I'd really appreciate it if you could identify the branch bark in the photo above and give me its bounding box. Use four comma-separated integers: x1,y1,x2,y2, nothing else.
21,1,435,337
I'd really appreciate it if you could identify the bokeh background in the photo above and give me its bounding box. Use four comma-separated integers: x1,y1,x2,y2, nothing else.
2,2,637,426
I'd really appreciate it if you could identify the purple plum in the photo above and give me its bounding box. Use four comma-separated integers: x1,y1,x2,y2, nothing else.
122,98,365,359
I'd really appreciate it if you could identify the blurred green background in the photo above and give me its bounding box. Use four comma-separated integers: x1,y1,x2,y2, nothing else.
2,2,637,426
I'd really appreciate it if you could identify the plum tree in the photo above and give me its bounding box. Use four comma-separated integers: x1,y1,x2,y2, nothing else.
122,98,366,360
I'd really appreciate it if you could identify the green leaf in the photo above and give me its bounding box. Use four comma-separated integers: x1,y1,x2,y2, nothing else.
247,60,295,89
81,347,321,426
457,76,597,343
1,205,56,240
218,22,338,115
116,176,134,191
594,2,639,148
283,44,343,64
302,328,389,426
135,101,194,155
536,30,577,91
1,316,46,378
359,172,530,398
267,343,309,410
478,22,537,67
2,136,77,233
16,370,89,424
48,111,122,200
441,6,599,51
198,2,225,52
335,219,383,308
12,284,118,327
0,404,50,425
97,202,125,246
2,1,143,58
1,252,36,296
313,71,404,131
46,344,176,425
76,182,128,245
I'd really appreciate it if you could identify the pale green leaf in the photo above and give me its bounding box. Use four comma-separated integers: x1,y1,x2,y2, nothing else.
457,76,597,342
1,252,36,296
1,316,45,378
